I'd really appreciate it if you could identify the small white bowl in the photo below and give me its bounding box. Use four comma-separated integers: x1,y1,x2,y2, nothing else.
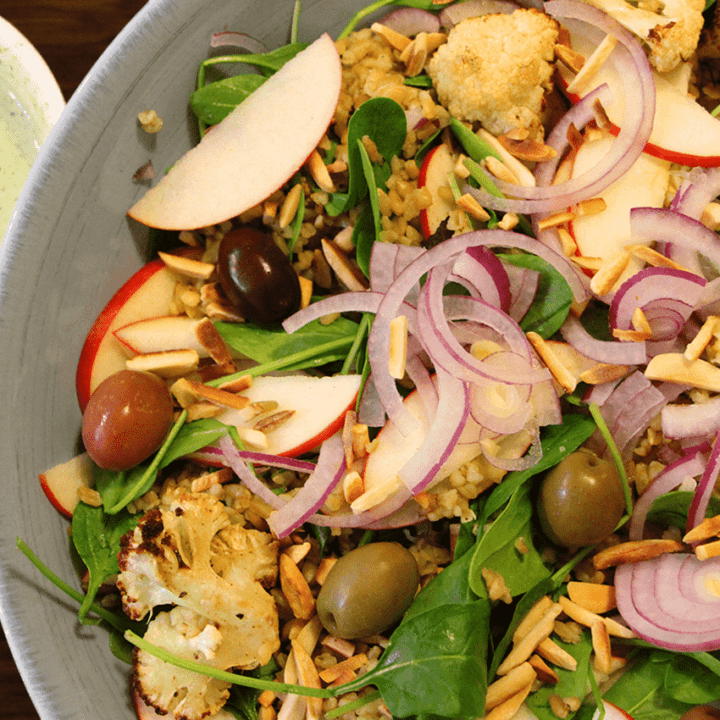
0,16,64,238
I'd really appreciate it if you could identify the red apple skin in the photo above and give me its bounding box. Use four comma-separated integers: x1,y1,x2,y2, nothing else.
418,144,456,239
38,453,94,518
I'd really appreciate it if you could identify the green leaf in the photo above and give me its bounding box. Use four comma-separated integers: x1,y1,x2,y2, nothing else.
664,653,720,705
109,627,135,664
404,74,433,88
215,316,359,365
287,184,305,257
526,632,594,720
71,503,139,622
191,74,266,125
469,482,550,599
352,140,383,276
449,117,502,163
159,418,228,468
647,491,720,529
499,253,573,338
481,414,596,522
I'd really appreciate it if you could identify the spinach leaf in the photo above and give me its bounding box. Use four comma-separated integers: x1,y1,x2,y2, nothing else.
287,183,305,257
450,117,502,163
469,482,550,600
664,653,720,705
404,74,433,88
199,43,308,78
481,414,596,522
352,140,383,276
159,418,228,468
338,0,440,40
191,74,266,126
345,601,491,719
498,253,573,338
215,316,360,365
576,652,694,720
647,491,720,529
109,628,135,665
526,632,593,720
72,503,139,622
327,97,406,215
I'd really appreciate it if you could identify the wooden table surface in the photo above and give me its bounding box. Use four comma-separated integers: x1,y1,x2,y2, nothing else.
1,4,149,716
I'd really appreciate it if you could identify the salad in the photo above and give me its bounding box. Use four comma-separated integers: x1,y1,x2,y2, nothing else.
21,0,720,719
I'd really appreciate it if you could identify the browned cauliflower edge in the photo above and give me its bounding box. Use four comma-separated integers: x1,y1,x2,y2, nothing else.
426,9,560,139
117,493,280,720
578,0,705,72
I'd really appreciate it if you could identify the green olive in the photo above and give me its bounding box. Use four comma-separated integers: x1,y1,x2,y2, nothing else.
316,542,420,639
538,449,625,548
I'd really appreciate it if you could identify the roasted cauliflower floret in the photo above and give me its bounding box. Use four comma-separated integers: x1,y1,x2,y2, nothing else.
578,0,704,72
117,493,280,720
427,9,559,139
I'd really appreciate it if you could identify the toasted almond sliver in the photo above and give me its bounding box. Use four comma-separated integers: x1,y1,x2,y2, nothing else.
352,423,370,460
321,635,356,659
477,129,537,187
625,243,690,272
696,539,720,561
612,327,652,342
350,474,402,514
590,251,631,296
683,514,720,544
566,34,618,96
370,21,412,51
321,238,369,291
318,653,369,684
485,662,537,710
578,363,629,385
603,616,636,639
645,353,720,392
126,349,200,377
295,615,323,656
186,402,223,421
299,275,313,309
527,331,577,394
496,604,563,676
290,640,322,720
484,679,535,720
195,317,236,368
280,554,316,620
306,149,335,193
185,380,250,410
389,315,408,379
592,98,613,132
567,581,617,614
536,211,576,232
456,193,491,222
529,654,559,684
314,557,337,586
497,135,557,163
576,198,607,216
282,541,312,566
190,467,234,492
258,690,276,708
158,251,215,280
235,426,268,449
555,43,585,73
591,620,613,675
279,183,303,229
342,410,357,468
513,595,554,642
685,315,719,362
572,255,603,272
343,470,365,504
592,539,685,570
218,374,253,393
632,307,653,335
556,227,578,258
535,638,578,672
558,595,604,629
485,155,519,185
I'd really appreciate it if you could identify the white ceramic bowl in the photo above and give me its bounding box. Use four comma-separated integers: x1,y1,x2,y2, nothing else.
0,15,64,239
0,0,364,717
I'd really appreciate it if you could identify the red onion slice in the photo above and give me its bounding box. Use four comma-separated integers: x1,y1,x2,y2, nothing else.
380,7,441,35
662,396,720,440
687,430,720,534
560,315,647,365
504,262,541,323
451,245,512,313
210,32,269,54
438,0,520,29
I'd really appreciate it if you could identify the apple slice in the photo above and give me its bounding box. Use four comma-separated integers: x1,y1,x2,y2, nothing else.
39,452,94,518
558,35,720,166
128,34,342,230
212,374,361,457
76,259,180,411
114,316,210,357
418,143,457,238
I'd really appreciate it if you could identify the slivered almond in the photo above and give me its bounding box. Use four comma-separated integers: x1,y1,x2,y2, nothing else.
158,251,215,280
401,32,428,76
613,327,652,342
254,410,295,432
258,690,276,708
513,596,554,642
484,679,534,720
195,317,236,368
186,402,222,421
625,243,689,271
126,349,200,377
314,557,337,586
295,615,323,656
306,149,335,193
496,604,563,675
497,135,557,162
556,227,578,257
685,315,719,362
371,22,411,51
572,255,603,271
558,596,604,630
604,616,636,639
566,122,584,151
290,640,322,720
592,98,613,132
235,426,268,449
576,198,607,216
190,467,234,492
529,654,559,684
578,363,629,385
683,514,720,544
456,193,491,222
566,34,618,96
318,653,369,683
321,238,368,291
485,662,537,710
485,155,519,185
312,248,333,289
389,315,408,379
342,411,357,468
535,638,578,671
218,374,253,393
477,128,537,187
555,43,585,73
527,332,577,393
321,635,356,659
343,470,365,504
205,301,245,322
352,423,370,459
328,668,357,688
185,380,250,410
280,554,316,620
263,199,278,225
696,539,720,561
536,211,576,231
592,539,685,570
299,275,313,309
567,581,616,614
279,183,303,229
632,307,652,335
171,377,201,407
645,353,720,392
282,542,312,565
590,251,631,296
591,621,613,675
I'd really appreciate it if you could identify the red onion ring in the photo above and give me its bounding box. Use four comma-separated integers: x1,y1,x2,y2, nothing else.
560,314,647,365
451,245,512,313
210,31,269,54
687,429,720,534
662,395,720,440
379,7,440,35
438,0,520,29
